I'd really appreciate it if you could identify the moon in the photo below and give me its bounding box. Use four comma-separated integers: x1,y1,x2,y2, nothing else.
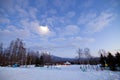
39,26,50,35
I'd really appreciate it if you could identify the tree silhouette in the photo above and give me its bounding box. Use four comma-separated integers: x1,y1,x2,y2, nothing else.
0,43,4,66
100,54,105,67
77,48,82,64
39,55,44,66
115,52,120,67
107,52,116,71
35,56,40,67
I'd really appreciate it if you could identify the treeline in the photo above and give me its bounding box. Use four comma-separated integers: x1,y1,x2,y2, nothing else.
0,38,120,70
76,48,99,65
0,38,52,67
0,38,99,67
100,52,120,71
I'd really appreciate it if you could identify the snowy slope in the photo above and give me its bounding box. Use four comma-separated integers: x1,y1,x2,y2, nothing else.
0,65,120,80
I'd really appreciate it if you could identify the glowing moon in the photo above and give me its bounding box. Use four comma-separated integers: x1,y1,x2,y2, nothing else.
39,26,50,35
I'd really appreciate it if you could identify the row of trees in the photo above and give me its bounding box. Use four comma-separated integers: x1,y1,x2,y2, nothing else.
35,52,52,67
0,38,104,66
100,50,120,71
0,38,119,70
76,48,99,65
0,38,51,67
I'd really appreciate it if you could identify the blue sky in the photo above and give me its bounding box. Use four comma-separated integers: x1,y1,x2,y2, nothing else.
0,0,120,57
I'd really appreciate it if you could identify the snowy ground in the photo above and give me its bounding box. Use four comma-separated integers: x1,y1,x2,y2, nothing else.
0,65,120,80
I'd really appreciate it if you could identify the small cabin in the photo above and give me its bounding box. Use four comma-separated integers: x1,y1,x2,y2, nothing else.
64,61,71,65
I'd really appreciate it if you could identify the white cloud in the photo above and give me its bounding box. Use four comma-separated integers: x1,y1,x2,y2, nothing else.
68,37,95,48
69,36,95,43
82,0,93,7
53,0,76,12
66,11,76,18
87,12,115,33
63,25,80,35
47,24,80,37
35,0,48,9
52,25,80,37
0,0,15,13
78,12,97,25
15,5,28,18
14,5,38,20
47,9,57,15
29,7,38,19
78,10,116,33
20,19,56,38
0,25,31,43
50,36,95,49
0,0,38,21
0,17,10,23
51,37,66,42
0,19,56,45
110,0,120,7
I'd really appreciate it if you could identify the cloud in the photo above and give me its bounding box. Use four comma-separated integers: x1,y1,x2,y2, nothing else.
0,20,56,45
110,0,120,7
0,17,10,23
78,10,116,33
14,5,38,20
78,12,97,25
0,25,31,44
82,0,93,7
15,5,28,18
29,7,38,19
0,0,55,40
68,37,95,46
51,24,80,37
0,0,14,12
50,36,95,49
35,0,49,10
20,19,56,38
48,9,57,15
87,11,115,33
63,25,80,35
0,0,38,22
50,37,66,42
66,11,76,18
53,0,76,11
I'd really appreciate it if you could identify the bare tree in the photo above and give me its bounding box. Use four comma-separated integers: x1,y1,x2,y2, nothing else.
41,51,52,65
98,49,107,56
6,38,27,65
77,48,83,64
98,49,107,67
84,48,91,58
77,48,92,64
84,48,92,64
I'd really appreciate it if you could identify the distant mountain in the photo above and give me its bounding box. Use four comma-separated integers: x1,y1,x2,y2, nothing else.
51,55,100,64
51,55,77,63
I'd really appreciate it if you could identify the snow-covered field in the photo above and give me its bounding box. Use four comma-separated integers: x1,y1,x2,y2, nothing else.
0,65,120,80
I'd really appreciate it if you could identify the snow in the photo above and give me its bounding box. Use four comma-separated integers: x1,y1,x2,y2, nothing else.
0,65,120,80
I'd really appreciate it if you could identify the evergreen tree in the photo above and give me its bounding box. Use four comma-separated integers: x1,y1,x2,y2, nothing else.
35,56,40,67
115,52,120,67
100,54,105,67
39,55,44,66
107,52,116,71
0,43,4,66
